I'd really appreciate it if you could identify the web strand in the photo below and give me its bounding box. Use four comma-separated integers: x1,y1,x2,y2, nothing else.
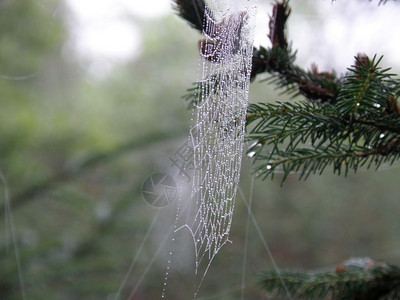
113,209,161,300
1,172,27,300
240,176,254,299
238,185,293,300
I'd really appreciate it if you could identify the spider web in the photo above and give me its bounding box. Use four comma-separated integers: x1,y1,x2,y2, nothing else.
178,0,257,281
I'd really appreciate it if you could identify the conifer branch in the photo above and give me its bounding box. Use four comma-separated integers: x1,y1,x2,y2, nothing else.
259,259,400,300
174,2,400,299
175,0,342,106
172,0,208,31
247,94,400,183
336,55,398,118
174,0,400,183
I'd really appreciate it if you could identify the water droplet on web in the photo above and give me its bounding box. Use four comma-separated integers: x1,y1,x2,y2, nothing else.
167,0,258,287
247,150,256,157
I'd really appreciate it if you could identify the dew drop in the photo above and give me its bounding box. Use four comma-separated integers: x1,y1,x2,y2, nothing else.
247,151,256,157
374,103,381,108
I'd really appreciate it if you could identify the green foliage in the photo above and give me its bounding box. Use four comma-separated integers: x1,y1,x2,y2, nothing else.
174,0,400,184
335,56,399,117
172,0,206,31
247,56,400,183
259,259,400,300
0,0,63,75
175,0,400,299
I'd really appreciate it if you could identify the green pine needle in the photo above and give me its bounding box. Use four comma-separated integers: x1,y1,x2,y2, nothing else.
259,261,400,300
246,56,400,184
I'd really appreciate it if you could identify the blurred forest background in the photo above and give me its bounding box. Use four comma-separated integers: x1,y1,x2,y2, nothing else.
1,0,400,299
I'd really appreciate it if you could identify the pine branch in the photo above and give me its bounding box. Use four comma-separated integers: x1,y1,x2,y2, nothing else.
175,0,400,183
175,3,400,299
336,55,399,118
246,54,400,183
176,0,398,106
251,0,340,103
172,0,208,32
253,145,400,183
377,0,394,4
182,75,220,109
246,101,346,152
176,0,341,106
259,258,400,300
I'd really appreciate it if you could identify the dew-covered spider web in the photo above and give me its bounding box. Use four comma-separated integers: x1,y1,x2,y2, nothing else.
176,0,258,282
